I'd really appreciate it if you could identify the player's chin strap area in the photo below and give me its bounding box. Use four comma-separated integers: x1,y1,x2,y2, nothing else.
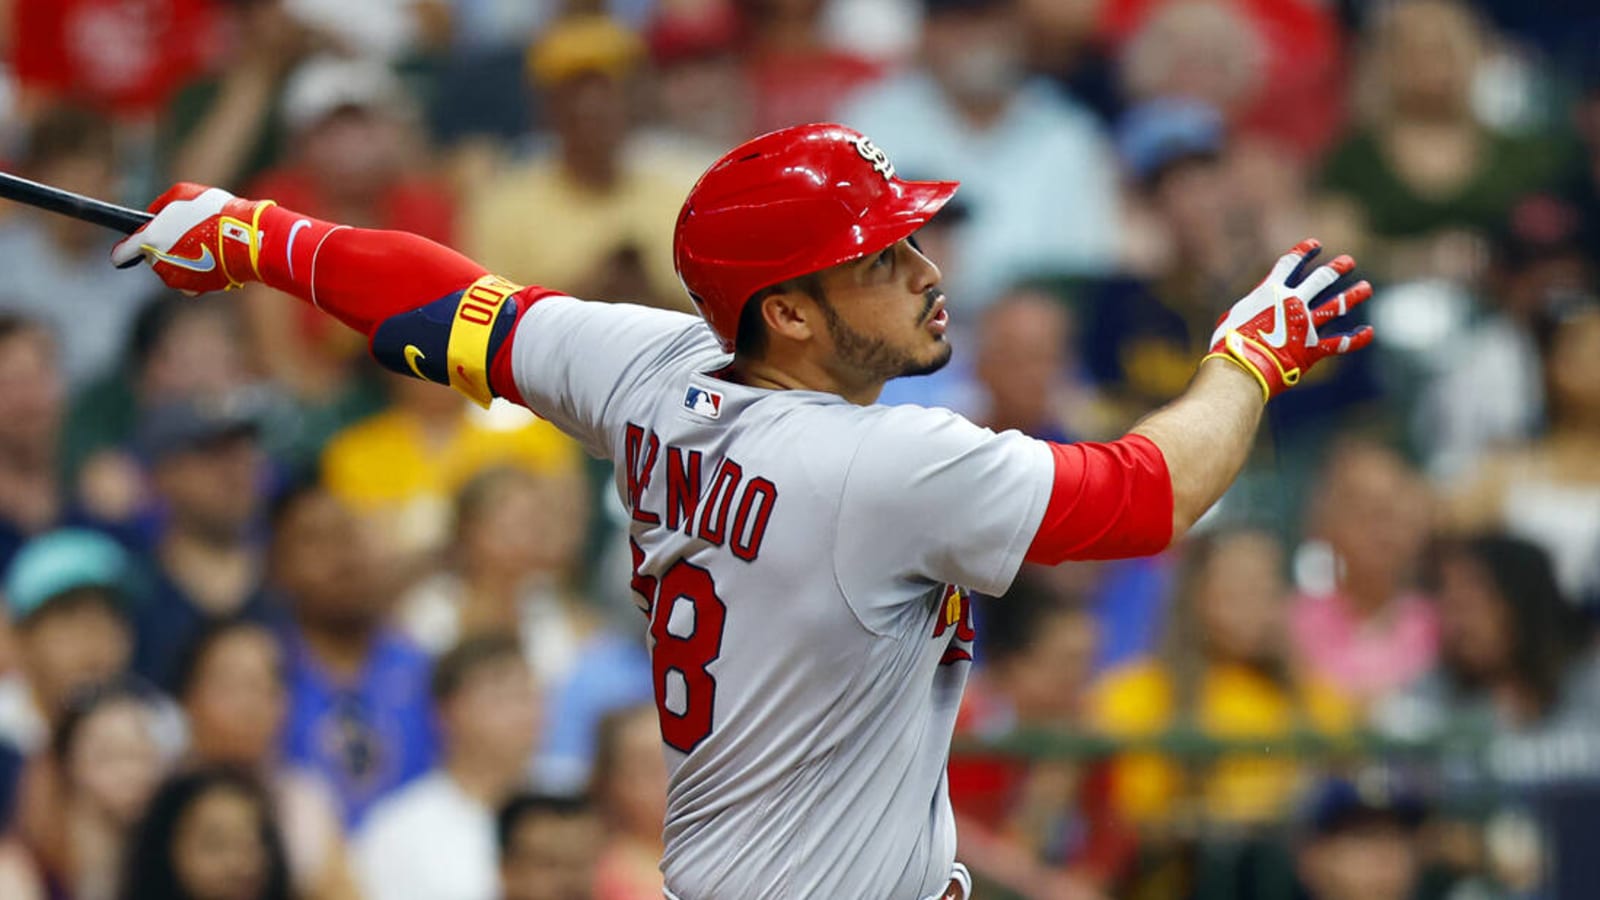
661,863,972,900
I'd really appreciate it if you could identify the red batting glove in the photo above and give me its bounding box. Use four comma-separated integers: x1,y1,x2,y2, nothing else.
1204,239,1375,402
110,183,276,295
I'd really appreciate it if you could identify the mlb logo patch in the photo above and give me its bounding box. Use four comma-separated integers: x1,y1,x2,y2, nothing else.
684,386,723,419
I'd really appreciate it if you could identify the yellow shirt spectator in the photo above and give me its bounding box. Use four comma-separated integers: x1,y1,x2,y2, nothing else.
466,153,697,310
321,379,582,557
466,15,701,311
1089,660,1353,826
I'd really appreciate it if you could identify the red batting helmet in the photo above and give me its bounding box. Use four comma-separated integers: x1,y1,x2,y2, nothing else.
673,123,959,352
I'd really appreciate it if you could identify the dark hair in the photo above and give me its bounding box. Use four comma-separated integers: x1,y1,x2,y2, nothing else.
118,765,292,900
1434,534,1580,714
266,477,327,538
52,676,159,768
979,571,1086,666
430,633,526,703
497,792,594,855
736,273,826,359
451,466,537,548
0,312,52,349
126,292,236,377
173,618,283,703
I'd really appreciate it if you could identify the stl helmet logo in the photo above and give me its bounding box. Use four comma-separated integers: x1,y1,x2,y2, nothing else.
850,135,896,181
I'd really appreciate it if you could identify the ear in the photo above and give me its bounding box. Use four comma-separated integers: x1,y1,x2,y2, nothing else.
759,289,819,344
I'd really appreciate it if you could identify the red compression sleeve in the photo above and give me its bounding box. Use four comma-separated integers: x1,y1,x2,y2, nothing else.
252,205,487,333
247,204,545,403
1023,434,1173,564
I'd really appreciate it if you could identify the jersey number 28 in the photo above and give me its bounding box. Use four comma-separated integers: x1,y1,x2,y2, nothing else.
632,541,727,753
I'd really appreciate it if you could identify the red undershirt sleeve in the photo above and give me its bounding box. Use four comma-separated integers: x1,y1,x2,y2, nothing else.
247,205,551,405
1023,433,1174,564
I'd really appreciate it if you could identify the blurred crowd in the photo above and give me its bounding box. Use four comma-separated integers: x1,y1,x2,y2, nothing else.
0,0,1597,898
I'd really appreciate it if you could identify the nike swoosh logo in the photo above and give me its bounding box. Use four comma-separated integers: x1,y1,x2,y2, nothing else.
403,345,427,379
147,244,216,273
286,219,311,278
1259,287,1290,348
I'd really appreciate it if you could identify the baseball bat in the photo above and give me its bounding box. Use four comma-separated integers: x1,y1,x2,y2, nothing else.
0,171,151,234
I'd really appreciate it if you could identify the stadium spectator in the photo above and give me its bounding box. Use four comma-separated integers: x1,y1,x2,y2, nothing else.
591,705,666,899
498,793,605,900
0,679,173,900
0,530,134,756
1092,528,1353,826
0,108,151,387
1416,194,1594,480
642,1,751,161
398,466,651,793
1018,0,1120,123
0,316,71,573
62,293,263,522
837,0,1122,309
949,575,1134,898
466,15,701,309
320,376,581,565
1290,440,1438,707
1081,100,1303,424
1318,0,1576,285
268,482,436,829
355,634,539,900
1374,535,1600,787
161,0,316,190
1448,299,1600,608
240,55,456,403
129,393,275,692
737,0,884,134
1110,0,1345,159
974,288,1105,442
118,766,294,900
1294,776,1427,900
8,0,218,121
176,621,356,899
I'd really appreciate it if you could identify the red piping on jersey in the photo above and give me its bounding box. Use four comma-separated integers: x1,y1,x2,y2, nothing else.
1023,434,1173,564
250,205,547,404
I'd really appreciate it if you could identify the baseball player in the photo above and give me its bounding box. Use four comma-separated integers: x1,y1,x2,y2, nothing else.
113,123,1372,899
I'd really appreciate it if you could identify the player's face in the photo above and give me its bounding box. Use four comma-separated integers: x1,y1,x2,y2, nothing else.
812,237,952,384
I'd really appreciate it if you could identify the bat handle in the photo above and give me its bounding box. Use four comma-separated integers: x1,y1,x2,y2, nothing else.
0,171,152,234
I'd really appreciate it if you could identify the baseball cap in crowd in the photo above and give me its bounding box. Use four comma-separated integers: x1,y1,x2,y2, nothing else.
281,55,416,133
1302,775,1427,837
135,392,262,464
1116,99,1226,184
527,15,645,88
2,529,130,622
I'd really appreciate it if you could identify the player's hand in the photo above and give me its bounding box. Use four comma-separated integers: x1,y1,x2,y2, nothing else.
110,183,275,295
1204,238,1375,402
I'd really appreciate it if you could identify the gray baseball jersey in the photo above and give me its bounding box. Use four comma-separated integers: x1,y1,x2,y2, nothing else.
511,296,1054,899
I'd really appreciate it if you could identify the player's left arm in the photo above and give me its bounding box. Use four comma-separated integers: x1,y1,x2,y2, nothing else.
109,183,554,408
1024,240,1372,562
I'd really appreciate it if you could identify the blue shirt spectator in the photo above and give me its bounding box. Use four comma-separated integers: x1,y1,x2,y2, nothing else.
269,482,440,830
836,0,1120,309
278,623,439,830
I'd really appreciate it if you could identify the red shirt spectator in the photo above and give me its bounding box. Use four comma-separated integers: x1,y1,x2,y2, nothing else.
1103,0,1346,158
744,48,882,134
12,0,221,118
